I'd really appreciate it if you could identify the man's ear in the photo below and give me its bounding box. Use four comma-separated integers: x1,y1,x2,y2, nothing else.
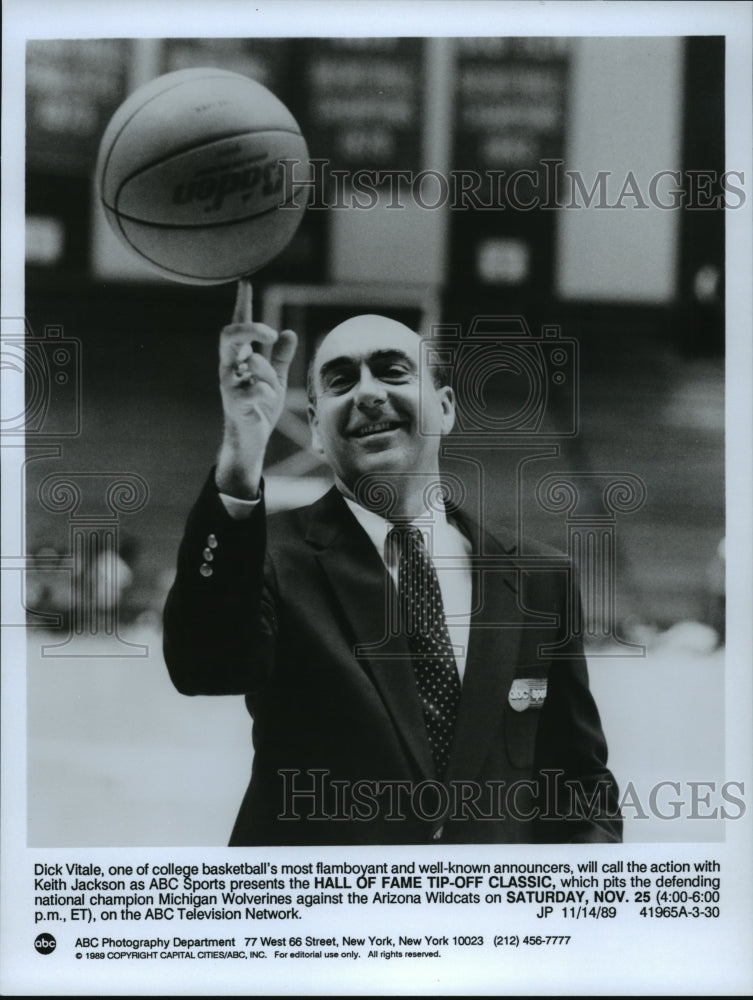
438,385,456,436
308,404,326,458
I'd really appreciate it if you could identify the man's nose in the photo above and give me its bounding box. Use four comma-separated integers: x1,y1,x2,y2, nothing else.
354,366,387,408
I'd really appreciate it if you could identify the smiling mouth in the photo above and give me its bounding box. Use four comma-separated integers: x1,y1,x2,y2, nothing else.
351,421,404,438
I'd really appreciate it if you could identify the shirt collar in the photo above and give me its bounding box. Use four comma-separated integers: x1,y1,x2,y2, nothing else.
342,493,462,564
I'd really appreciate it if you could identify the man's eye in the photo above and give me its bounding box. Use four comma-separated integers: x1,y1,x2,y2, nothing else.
381,366,410,381
326,373,355,392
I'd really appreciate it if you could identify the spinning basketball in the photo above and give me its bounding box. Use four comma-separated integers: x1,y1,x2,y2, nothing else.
95,68,309,284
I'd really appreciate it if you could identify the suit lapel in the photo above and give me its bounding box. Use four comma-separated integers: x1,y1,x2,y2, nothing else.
446,514,522,783
306,488,434,779
303,490,525,784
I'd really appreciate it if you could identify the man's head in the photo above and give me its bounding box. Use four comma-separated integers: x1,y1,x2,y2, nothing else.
307,315,455,510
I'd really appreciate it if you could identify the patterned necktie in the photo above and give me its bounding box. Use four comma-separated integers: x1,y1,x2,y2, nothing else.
389,525,462,777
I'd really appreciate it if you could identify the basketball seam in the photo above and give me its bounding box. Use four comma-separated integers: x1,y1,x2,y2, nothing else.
105,128,305,213
112,200,298,281
108,195,303,230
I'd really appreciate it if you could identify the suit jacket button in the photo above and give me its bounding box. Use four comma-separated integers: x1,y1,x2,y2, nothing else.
200,563,213,577
432,825,444,841
203,547,214,561
206,534,218,549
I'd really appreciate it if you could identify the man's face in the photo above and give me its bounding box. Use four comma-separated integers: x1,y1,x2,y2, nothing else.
308,315,455,496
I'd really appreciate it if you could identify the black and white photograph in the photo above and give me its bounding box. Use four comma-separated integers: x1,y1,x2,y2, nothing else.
2,1,752,995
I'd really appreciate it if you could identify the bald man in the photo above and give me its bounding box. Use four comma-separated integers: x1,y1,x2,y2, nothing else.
163,300,621,845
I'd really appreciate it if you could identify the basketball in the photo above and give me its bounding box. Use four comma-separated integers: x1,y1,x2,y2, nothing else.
95,68,310,285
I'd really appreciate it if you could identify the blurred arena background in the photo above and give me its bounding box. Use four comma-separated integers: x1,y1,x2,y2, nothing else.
17,35,726,844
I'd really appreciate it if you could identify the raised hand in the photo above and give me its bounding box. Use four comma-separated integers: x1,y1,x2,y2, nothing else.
216,278,297,499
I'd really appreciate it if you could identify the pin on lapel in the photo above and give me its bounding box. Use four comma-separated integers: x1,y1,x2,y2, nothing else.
508,678,548,712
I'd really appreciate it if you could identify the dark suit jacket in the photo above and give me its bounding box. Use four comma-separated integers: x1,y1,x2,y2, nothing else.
163,473,622,845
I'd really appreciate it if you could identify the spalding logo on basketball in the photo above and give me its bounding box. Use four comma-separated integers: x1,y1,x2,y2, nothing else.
95,68,310,284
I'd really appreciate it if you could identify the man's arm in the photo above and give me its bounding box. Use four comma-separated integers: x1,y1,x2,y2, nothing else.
163,473,274,695
530,566,623,844
162,279,297,695
533,650,623,843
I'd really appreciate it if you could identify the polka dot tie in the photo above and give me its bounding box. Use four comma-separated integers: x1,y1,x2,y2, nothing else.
389,525,461,778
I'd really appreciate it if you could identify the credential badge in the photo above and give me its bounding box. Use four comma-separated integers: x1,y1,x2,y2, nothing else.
508,677,548,712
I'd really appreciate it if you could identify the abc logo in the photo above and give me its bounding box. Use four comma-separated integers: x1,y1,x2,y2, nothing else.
34,933,56,955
